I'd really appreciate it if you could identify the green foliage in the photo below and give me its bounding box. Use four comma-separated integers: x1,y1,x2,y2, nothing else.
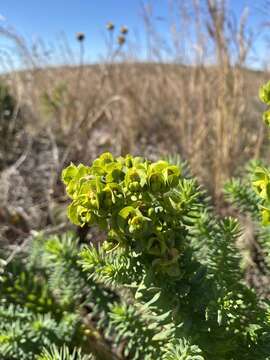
0,82,16,120
62,153,190,277
225,160,270,271
0,303,80,360
37,344,94,360
63,152,270,359
163,339,205,360
252,82,270,224
224,149,270,355
4,113,270,360
0,232,116,360
108,302,171,359
224,160,263,218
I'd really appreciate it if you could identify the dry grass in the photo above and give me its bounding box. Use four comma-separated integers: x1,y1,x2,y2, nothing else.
0,0,270,242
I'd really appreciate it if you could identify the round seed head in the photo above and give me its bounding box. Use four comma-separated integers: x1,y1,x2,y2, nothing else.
76,32,85,42
117,35,126,45
106,22,115,31
120,26,128,34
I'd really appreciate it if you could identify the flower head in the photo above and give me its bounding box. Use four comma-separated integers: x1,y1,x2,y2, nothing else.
76,32,85,42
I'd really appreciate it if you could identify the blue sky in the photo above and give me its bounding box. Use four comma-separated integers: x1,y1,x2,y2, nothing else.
0,0,147,61
0,0,267,67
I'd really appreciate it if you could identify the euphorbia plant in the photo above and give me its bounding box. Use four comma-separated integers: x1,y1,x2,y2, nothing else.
62,152,270,359
62,153,186,277
253,81,270,224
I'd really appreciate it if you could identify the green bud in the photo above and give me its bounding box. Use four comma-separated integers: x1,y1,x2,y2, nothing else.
105,164,125,183
100,189,114,209
146,236,167,256
148,172,167,193
129,181,140,192
125,155,134,168
117,206,137,234
92,152,115,175
132,156,145,166
259,81,270,105
147,161,170,193
62,164,91,198
98,184,122,210
78,206,97,225
263,110,270,127
128,214,150,234
61,163,78,185
151,161,169,172
163,165,181,187
125,167,147,192
127,168,140,182
98,152,114,164
253,167,270,200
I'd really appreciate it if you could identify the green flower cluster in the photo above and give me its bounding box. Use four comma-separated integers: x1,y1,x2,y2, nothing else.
62,152,184,276
259,81,270,127
253,82,270,224
253,166,270,224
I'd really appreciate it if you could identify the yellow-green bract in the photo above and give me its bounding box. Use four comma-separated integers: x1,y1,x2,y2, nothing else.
62,152,183,276
253,81,270,224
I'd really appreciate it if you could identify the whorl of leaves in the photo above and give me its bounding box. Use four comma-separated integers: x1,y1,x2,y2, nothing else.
37,344,94,360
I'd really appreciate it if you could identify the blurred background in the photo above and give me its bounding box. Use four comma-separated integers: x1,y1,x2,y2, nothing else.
1,0,270,245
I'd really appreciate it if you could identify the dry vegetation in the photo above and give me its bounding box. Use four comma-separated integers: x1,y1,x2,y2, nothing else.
0,0,270,245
